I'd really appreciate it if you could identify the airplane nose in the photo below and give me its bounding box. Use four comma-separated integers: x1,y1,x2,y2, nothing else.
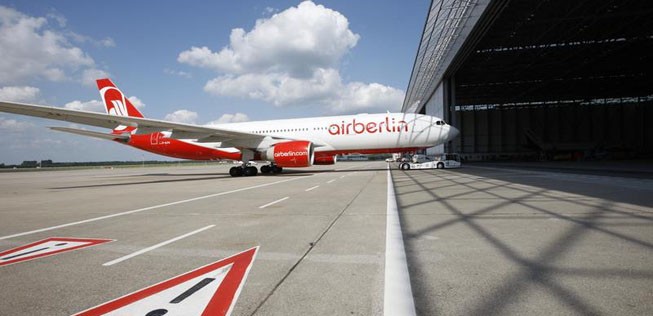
448,126,460,140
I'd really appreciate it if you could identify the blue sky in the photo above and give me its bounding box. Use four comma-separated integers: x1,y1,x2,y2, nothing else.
0,1,429,164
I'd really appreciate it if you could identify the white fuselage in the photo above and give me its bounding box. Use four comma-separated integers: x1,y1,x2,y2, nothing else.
207,113,458,154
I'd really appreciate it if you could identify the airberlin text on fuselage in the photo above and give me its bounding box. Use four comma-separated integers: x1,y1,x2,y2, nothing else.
329,117,408,135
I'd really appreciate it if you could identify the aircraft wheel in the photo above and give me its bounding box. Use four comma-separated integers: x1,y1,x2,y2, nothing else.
400,163,410,170
260,165,271,174
437,162,444,169
272,166,283,174
229,166,244,177
244,166,258,176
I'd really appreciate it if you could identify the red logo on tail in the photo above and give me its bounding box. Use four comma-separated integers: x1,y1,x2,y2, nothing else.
96,78,144,119
101,86,129,116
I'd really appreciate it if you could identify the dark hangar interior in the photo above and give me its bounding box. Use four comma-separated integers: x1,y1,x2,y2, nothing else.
405,0,652,160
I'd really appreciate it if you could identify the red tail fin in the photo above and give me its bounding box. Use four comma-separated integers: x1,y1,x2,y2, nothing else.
96,78,144,118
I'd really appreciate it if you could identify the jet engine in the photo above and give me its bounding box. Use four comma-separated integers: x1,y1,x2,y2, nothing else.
261,141,315,167
314,154,337,165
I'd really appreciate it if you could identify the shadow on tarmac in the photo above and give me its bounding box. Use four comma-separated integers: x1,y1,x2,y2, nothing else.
393,168,653,315
50,175,234,189
49,165,389,189
458,165,653,208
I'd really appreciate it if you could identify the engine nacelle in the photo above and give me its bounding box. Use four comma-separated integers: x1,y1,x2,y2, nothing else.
261,141,315,167
314,154,337,165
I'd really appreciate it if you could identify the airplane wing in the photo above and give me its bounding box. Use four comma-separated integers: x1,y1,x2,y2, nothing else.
0,100,270,144
49,127,130,141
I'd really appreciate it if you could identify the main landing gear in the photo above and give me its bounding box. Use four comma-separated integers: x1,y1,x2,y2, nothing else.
229,163,282,177
259,165,282,174
229,165,257,177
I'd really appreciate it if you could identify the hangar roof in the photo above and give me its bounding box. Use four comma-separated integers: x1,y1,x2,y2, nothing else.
404,0,653,111
402,0,489,112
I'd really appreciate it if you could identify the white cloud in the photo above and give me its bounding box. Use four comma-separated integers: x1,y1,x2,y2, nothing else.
164,109,198,124
0,117,34,131
64,96,143,113
64,99,104,112
164,110,249,126
43,68,66,82
0,86,40,102
263,7,278,15
0,6,109,85
179,1,358,76
178,46,232,73
81,68,111,87
333,82,405,113
46,12,67,27
100,37,115,47
204,68,341,105
205,67,404,113
164,68,191,78
127,96,145,109
178,1,403,114
206,113,250,125
68,31,115,48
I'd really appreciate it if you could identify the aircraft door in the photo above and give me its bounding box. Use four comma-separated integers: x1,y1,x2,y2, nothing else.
150,132,160,145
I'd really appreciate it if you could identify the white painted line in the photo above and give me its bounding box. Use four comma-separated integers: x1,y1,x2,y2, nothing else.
259,197,289,209
327,179,337,184
103,225,215,266
384,165,416,316
305,185,320,192
0,177,306,240
340,175,346,179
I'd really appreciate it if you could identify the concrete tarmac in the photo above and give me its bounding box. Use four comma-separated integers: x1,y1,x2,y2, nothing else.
0,161,651,315
394,164,653,315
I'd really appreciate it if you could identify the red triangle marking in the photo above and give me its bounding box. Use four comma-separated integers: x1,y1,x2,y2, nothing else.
0,237,113,267
75,246,259,316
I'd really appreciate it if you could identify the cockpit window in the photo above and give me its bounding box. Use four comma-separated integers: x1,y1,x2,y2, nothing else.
435,120,447,125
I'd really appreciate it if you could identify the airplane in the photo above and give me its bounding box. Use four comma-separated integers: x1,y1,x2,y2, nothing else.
0,78,460,177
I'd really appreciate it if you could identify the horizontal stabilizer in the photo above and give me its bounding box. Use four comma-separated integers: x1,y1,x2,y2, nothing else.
50,127,130,142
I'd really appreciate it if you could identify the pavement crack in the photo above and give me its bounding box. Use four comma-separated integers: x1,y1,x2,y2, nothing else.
249,170,377,316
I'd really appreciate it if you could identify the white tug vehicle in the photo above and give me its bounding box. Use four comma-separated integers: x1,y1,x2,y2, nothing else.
397,154,462,170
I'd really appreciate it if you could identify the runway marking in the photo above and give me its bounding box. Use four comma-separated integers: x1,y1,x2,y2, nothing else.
259,197,289,209
76,247,258,316
305,185,320,192
327,179,337,184
103,225,215,266
384,166,416,316
0,177,306,241
0,237,113,267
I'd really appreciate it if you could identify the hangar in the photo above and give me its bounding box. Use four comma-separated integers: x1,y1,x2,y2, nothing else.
403,0,653,160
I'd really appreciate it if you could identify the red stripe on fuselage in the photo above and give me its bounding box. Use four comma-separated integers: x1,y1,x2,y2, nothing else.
315,147,424,157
